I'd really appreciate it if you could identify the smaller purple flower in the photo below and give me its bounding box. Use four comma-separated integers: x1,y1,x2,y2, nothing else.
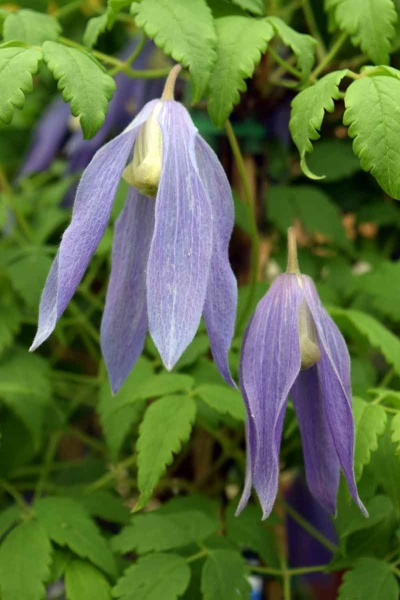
237,228,367,519
30,65,237,394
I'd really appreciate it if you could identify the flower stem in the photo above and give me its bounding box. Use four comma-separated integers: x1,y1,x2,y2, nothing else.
34,431,62,500
225,120,260,332
301,0,327,59
162,64,182,100
281,499,338,554
268,46,302,79
109,32,147,76
286,227,300,274
186,549,208,563
310,32,348,82
0,480,29,510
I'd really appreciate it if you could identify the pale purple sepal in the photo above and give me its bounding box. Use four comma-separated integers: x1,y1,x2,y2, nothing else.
238,275,304,519
101,188,155,394
30,101,158,351
195,136,237,387
146,102,213,369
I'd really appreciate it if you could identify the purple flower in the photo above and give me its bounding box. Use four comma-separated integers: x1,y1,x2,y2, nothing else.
30,65,237,394
237,228,366,519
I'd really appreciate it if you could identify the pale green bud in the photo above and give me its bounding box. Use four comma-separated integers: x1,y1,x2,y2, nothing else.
298,299,321,369
123,101,163,198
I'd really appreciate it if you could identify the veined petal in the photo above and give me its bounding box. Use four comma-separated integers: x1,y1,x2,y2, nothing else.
302,276,367,516
147,101,213,369
30,100,158,351
101,187,155,394
195,136,237,387
291,366,340,514
240,274,303,519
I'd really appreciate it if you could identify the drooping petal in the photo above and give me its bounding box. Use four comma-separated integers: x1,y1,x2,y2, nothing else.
30,100,158,351
239,274,304,518
290,365,340,514
146,101,213,369
101,187,155,394
302,276,367,515
195,136,237,387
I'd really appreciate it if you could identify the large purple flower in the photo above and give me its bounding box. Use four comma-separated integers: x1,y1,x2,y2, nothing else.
237,228,366,519
30,65,237,394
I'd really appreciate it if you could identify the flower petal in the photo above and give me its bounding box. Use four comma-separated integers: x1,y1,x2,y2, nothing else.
146,102,213,369
302,276,367,516
101,187,155,394
195,136,237,387
291,366,340,514
240,274,303,518
30,100,158,351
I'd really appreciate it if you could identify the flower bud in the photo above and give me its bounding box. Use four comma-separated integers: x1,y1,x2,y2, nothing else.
122,101,163,197
298,299,321,369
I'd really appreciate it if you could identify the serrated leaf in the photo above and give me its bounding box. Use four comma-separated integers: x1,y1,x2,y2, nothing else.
231,0,264,14
290,70,348,178
99,357,153,459
74,490,131,525
268,185,350,250
0,519,52,600
356,261,400,321
196,384,245,421
0,505,20,540
207,16,273,126
307,139,361,182
329,307,400,375
268,16,317,79
336,494,393,539
326,0,397,64
344,76,400,199
136,395,197,510
338,558,399,600
113,553,190,600
3,10,61,45
352,397,387,480
65,560,112,600
132,0,216,102
35,497,116,577
201,550,250,600
0,47,42,124
225,503,279,567
83,14,109,48
112,509,218,554
371,420,400,510
391,412,400,454
42,41,115,139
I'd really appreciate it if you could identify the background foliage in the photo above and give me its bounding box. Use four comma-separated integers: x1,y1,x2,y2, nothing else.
1,0,400,598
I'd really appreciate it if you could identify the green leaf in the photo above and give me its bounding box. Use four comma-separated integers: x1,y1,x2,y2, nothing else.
7,253,52,308
326,0,397,64
307,139,361,182
112,509,218,554
267,16,317,79
136,395,197,510
231,0,264,14
131,0,216,102
336,494,393,539
344,76,400,199
371,420,400,510
0,519,52,600
113,553,190,600
98,357,153,459
207,15,273,126
352,397,387,480
134,373,194,400
0,47,42,124
0,303,22,357
42,41,116,139
391,412,400,454
332,307,400,375
176,334,210,369
268,185,350,250
225,503,279,567
355,261,400,321
83,14,109,48
74,490,131,525
0,505,21,540
338,558,399,600
65,560,111,600
35,497,116,577
201,550,250,600
3,10,61,45
289,70,348,178
196,384,245,421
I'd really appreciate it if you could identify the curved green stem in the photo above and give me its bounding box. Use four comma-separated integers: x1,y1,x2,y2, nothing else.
109,32,147,76
282,499,338,554
310,32,348,82
268,46,302,79
302,0,327,59
225,120,260,333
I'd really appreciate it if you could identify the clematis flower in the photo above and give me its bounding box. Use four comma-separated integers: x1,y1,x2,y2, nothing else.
30,65,237,394
237,228,366,519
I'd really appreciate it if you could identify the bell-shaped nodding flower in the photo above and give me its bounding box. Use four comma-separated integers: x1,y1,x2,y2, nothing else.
237,228,367,520
30,65,237,394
